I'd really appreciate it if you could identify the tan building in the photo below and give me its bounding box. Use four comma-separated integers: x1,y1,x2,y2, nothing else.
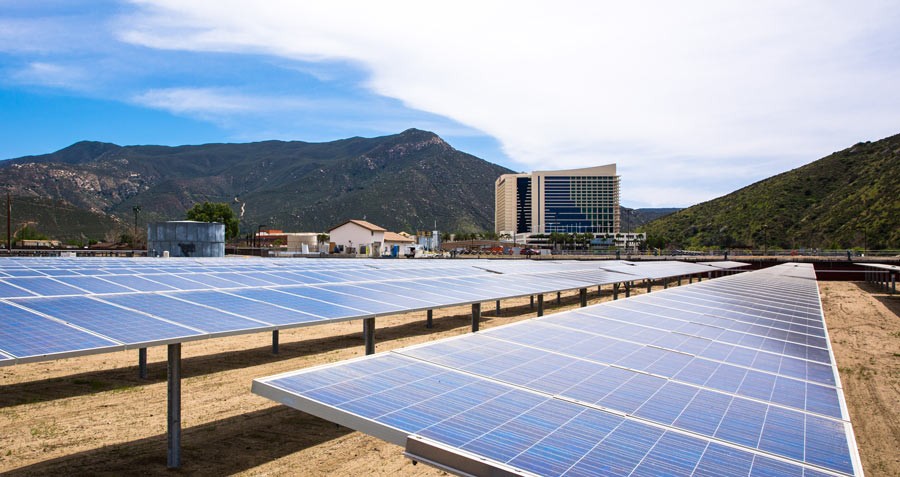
495,164,620,235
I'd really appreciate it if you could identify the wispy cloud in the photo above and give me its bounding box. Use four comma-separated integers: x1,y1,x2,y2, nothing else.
10,62,90,90
118,1,900,206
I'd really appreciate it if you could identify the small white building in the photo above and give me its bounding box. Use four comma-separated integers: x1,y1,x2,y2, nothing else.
383,231,415,256
328,219,388,256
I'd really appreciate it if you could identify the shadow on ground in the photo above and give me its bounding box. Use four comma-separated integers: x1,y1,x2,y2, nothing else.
3,405,353,476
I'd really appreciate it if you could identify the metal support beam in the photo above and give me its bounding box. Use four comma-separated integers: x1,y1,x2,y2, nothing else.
579,288,587,307
363,318,375,355
537,294,544,317
472,303,481,332
167,343,182,469
426,309,433,328
272,330,279,355
138,348,148,379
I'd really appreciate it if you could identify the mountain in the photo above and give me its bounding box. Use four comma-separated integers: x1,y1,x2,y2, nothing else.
639,133,900,250
0,129,513,239
0,196,121,245
620,207,680,232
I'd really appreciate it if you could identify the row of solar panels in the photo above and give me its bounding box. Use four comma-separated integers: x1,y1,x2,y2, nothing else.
254,263,862,476
0,259,738,366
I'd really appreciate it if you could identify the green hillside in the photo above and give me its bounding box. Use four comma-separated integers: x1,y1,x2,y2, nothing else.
0,196,121,245
0,129,512,238
639,133,900,250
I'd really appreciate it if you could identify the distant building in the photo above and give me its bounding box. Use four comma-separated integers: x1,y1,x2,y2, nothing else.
328,220,418,257
256,229,320,252
495,164,620,235
147,221,225,257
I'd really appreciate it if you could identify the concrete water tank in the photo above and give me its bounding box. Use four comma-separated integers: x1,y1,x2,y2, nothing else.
147,221,225,257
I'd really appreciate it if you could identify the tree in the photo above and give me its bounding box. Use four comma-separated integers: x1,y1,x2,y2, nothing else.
13,224,49,245
185,202,239,240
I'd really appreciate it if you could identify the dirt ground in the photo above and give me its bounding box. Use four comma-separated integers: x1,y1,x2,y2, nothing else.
820,281,900,476
0,279,897,476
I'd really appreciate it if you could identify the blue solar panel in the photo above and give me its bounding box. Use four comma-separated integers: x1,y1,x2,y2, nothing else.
12,296,202,345
101,274,176,292
0,280,37,298
253,264,861,476
0,302,120,359
52,276,137,294
98,294,268,334
172,291,321,326
230,288,366,320
286,286,404,315
4,277,88,296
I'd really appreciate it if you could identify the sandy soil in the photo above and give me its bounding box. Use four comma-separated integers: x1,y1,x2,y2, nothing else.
1,279,896,476
820,281,900,476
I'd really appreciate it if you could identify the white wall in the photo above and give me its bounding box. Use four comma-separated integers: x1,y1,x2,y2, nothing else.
329,222,385,254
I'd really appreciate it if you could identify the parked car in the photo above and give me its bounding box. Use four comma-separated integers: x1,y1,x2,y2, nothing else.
522,248,540,256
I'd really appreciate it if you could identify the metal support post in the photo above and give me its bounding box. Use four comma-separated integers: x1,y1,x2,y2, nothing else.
678,276,682,286
139,348,148,379
579,288,587,307
664,279,668,289
495,300,501,315
529,295,534,310
892,272,896,294
597,285,602,297
167,343,182,469
363,318,375,355
471,303,481,332
426,309,433,328
625,282,631,298
698,274,702,282
272,330,279,355
646,279,652,293
689,275,693,284
613,283,619,300
537,294,544,317
556,291,561,305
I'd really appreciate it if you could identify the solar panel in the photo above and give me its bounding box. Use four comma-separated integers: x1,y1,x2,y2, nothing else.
12,296,203,346
0,302,121,363
254,263,862,476
97,293,269,335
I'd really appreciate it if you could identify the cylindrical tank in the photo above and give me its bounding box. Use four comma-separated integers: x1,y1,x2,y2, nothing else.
146,221,225,257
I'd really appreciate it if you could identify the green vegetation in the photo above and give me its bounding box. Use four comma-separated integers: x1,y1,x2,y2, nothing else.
1,129,511,235
640,133,900,250
0,196,119,246
186,201,240,239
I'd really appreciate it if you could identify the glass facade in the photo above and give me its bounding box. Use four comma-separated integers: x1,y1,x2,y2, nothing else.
542,175,619,234
515,177,531,234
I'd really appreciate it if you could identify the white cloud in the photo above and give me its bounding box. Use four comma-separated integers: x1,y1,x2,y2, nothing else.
119,0,900,206
10,62,89,89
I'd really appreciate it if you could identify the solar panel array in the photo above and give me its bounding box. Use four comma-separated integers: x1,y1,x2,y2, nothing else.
253,263,862,476
0,257,714,367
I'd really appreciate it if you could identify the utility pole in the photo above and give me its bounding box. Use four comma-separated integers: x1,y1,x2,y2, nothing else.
6,192,11,251
133,205,142,249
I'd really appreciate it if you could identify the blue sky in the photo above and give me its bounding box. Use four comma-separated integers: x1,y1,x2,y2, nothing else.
2,1,899,208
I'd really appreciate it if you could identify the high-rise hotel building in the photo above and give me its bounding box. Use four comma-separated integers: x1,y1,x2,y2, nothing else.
495,164,620,235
